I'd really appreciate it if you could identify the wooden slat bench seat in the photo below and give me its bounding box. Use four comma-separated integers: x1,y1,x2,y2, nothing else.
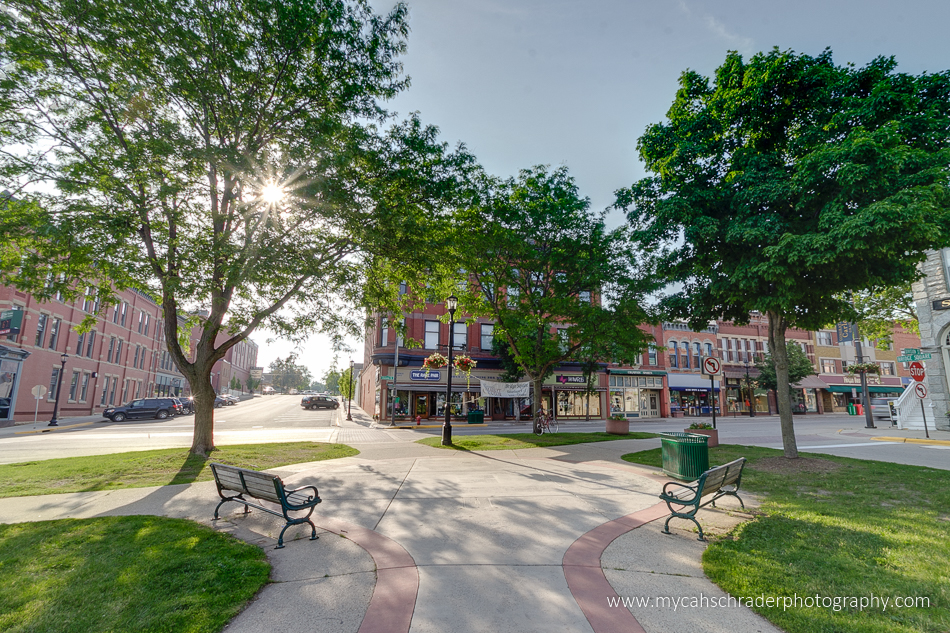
210,463,321,549
658,457,746,541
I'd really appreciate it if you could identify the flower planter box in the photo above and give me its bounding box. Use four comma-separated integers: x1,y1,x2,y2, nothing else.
606,418,630,435
685,427,719,447
670,410,685,418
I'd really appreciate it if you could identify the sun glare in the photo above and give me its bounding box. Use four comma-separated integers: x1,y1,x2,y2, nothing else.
260,182,285,205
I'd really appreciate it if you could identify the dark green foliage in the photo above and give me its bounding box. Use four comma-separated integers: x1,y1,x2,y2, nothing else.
754,342,816,393
451,166,656,428
618,48,950,456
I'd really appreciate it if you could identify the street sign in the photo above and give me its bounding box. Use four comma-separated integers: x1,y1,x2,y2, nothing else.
380,375,394,381
914,383,928,399
902,348,921,355
897,353,932,362
702,357,722,375
31,385,47,399
908,362,926,382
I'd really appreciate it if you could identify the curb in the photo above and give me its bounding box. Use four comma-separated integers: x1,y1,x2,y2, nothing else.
870,436,950,447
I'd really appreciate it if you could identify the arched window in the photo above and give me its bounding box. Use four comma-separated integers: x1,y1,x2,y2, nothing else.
693,342,701,367
669,341,678,368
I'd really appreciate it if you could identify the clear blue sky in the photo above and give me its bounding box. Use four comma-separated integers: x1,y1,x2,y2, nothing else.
258,0,950,379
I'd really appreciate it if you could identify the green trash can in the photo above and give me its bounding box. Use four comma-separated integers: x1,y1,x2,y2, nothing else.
467,410,484,424
847,404,856,415
660,432,710,481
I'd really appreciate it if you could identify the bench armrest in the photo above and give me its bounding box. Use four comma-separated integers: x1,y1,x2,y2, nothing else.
660,480,699,504
283,485,320,509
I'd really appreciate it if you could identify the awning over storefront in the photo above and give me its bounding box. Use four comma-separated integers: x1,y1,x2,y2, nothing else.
667,373,720,392
825,385,905,393
793,376,830,389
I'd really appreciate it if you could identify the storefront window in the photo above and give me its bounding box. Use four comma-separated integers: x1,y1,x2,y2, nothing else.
556,391,601,417
0,360,19,420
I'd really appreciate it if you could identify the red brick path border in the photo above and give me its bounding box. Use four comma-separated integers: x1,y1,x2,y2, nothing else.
312,514,419,633
562,503,670,633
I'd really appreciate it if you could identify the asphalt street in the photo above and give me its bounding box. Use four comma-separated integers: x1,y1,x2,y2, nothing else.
0,395,947,470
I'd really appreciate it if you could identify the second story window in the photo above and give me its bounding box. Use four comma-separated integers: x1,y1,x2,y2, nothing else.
48,318,61,351
86,331,96,358
107,337,116,363
35,313,48,347
648,347,658,365
480,324,494,351
821,359,837,374
579,290,591,303
424,320,440,349
453,322,467,349
381,318,389,347
669,341,678,368
817,331,833,346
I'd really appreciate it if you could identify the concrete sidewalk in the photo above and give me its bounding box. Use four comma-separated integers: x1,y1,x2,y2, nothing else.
0,407,778,633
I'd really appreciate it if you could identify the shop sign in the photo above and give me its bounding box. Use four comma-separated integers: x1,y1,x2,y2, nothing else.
410,370,440,381
610,369,667,376
556,375,586,384
843,375,882,385
0,310,23,336
930,297,949,310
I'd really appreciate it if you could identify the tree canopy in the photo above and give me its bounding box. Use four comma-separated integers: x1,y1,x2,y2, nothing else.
0,0,472,453
268,354,312,392
452,165,656,434
618,48,950,457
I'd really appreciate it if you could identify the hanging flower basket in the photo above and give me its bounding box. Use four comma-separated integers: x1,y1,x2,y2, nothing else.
847,362,881,375
454,354,477,387
423,352,448,375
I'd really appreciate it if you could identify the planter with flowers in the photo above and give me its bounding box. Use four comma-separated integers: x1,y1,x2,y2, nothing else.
454,355,477,387
686,421,719,447
606,413,629,435
422,352,448,376
847,362,881,375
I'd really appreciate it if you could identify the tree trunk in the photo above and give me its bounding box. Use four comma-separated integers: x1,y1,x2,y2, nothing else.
189,367,218,456
766,310,799,459
532,377,544,434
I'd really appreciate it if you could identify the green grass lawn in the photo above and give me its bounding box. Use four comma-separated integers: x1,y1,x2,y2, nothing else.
0,442,358,499
0,516,270,633
417,431,658,451
622,445,950,633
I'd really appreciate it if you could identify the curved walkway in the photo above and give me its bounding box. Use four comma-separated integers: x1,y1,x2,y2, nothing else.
0,415,774,633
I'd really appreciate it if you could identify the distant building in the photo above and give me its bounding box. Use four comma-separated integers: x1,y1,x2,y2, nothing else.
0,284,257,425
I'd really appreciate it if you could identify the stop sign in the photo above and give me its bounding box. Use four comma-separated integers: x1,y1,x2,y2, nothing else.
908,362,926,382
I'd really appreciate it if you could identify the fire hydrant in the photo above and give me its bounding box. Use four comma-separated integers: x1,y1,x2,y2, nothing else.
416,415,421,425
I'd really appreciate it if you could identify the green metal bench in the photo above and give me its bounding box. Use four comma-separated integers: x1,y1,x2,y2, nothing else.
659,457,746,541
210,463,321,549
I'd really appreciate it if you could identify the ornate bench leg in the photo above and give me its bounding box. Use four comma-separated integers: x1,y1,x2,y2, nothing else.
276,523,291,549
662,515,674,535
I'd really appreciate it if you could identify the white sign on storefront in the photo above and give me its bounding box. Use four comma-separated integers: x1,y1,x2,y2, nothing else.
479,379,530,398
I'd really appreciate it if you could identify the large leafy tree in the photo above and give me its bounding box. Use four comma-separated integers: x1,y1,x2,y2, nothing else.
851,283,919,347
268,354,312,393
618,48,950,457
0,0,471,454
754,343,816,395
453,166,655,435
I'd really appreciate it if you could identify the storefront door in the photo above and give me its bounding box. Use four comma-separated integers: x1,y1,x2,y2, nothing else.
646,391,659,417
414,394,429,419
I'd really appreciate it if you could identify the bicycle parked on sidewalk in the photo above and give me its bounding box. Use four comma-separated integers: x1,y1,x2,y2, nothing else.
534,409,558,435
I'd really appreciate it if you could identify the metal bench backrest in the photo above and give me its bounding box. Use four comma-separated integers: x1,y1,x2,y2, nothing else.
697,458,746,498
211,463,282,504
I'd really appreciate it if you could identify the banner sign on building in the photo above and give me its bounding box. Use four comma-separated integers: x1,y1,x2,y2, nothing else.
250,367,263,381
556,375,586,384
479,379,530,398
410,370,441,381
835,322,856,343
0,310,23,336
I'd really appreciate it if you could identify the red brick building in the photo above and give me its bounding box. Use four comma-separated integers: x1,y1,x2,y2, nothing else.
0,285,258,425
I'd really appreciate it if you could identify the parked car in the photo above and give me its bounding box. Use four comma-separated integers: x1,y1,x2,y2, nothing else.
870,397,898,421
301,395,340,410
103,398,178,422
221,394,239,405
172,397,193,415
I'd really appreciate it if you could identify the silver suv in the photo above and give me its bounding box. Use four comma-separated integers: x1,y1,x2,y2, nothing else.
869,397,898,421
